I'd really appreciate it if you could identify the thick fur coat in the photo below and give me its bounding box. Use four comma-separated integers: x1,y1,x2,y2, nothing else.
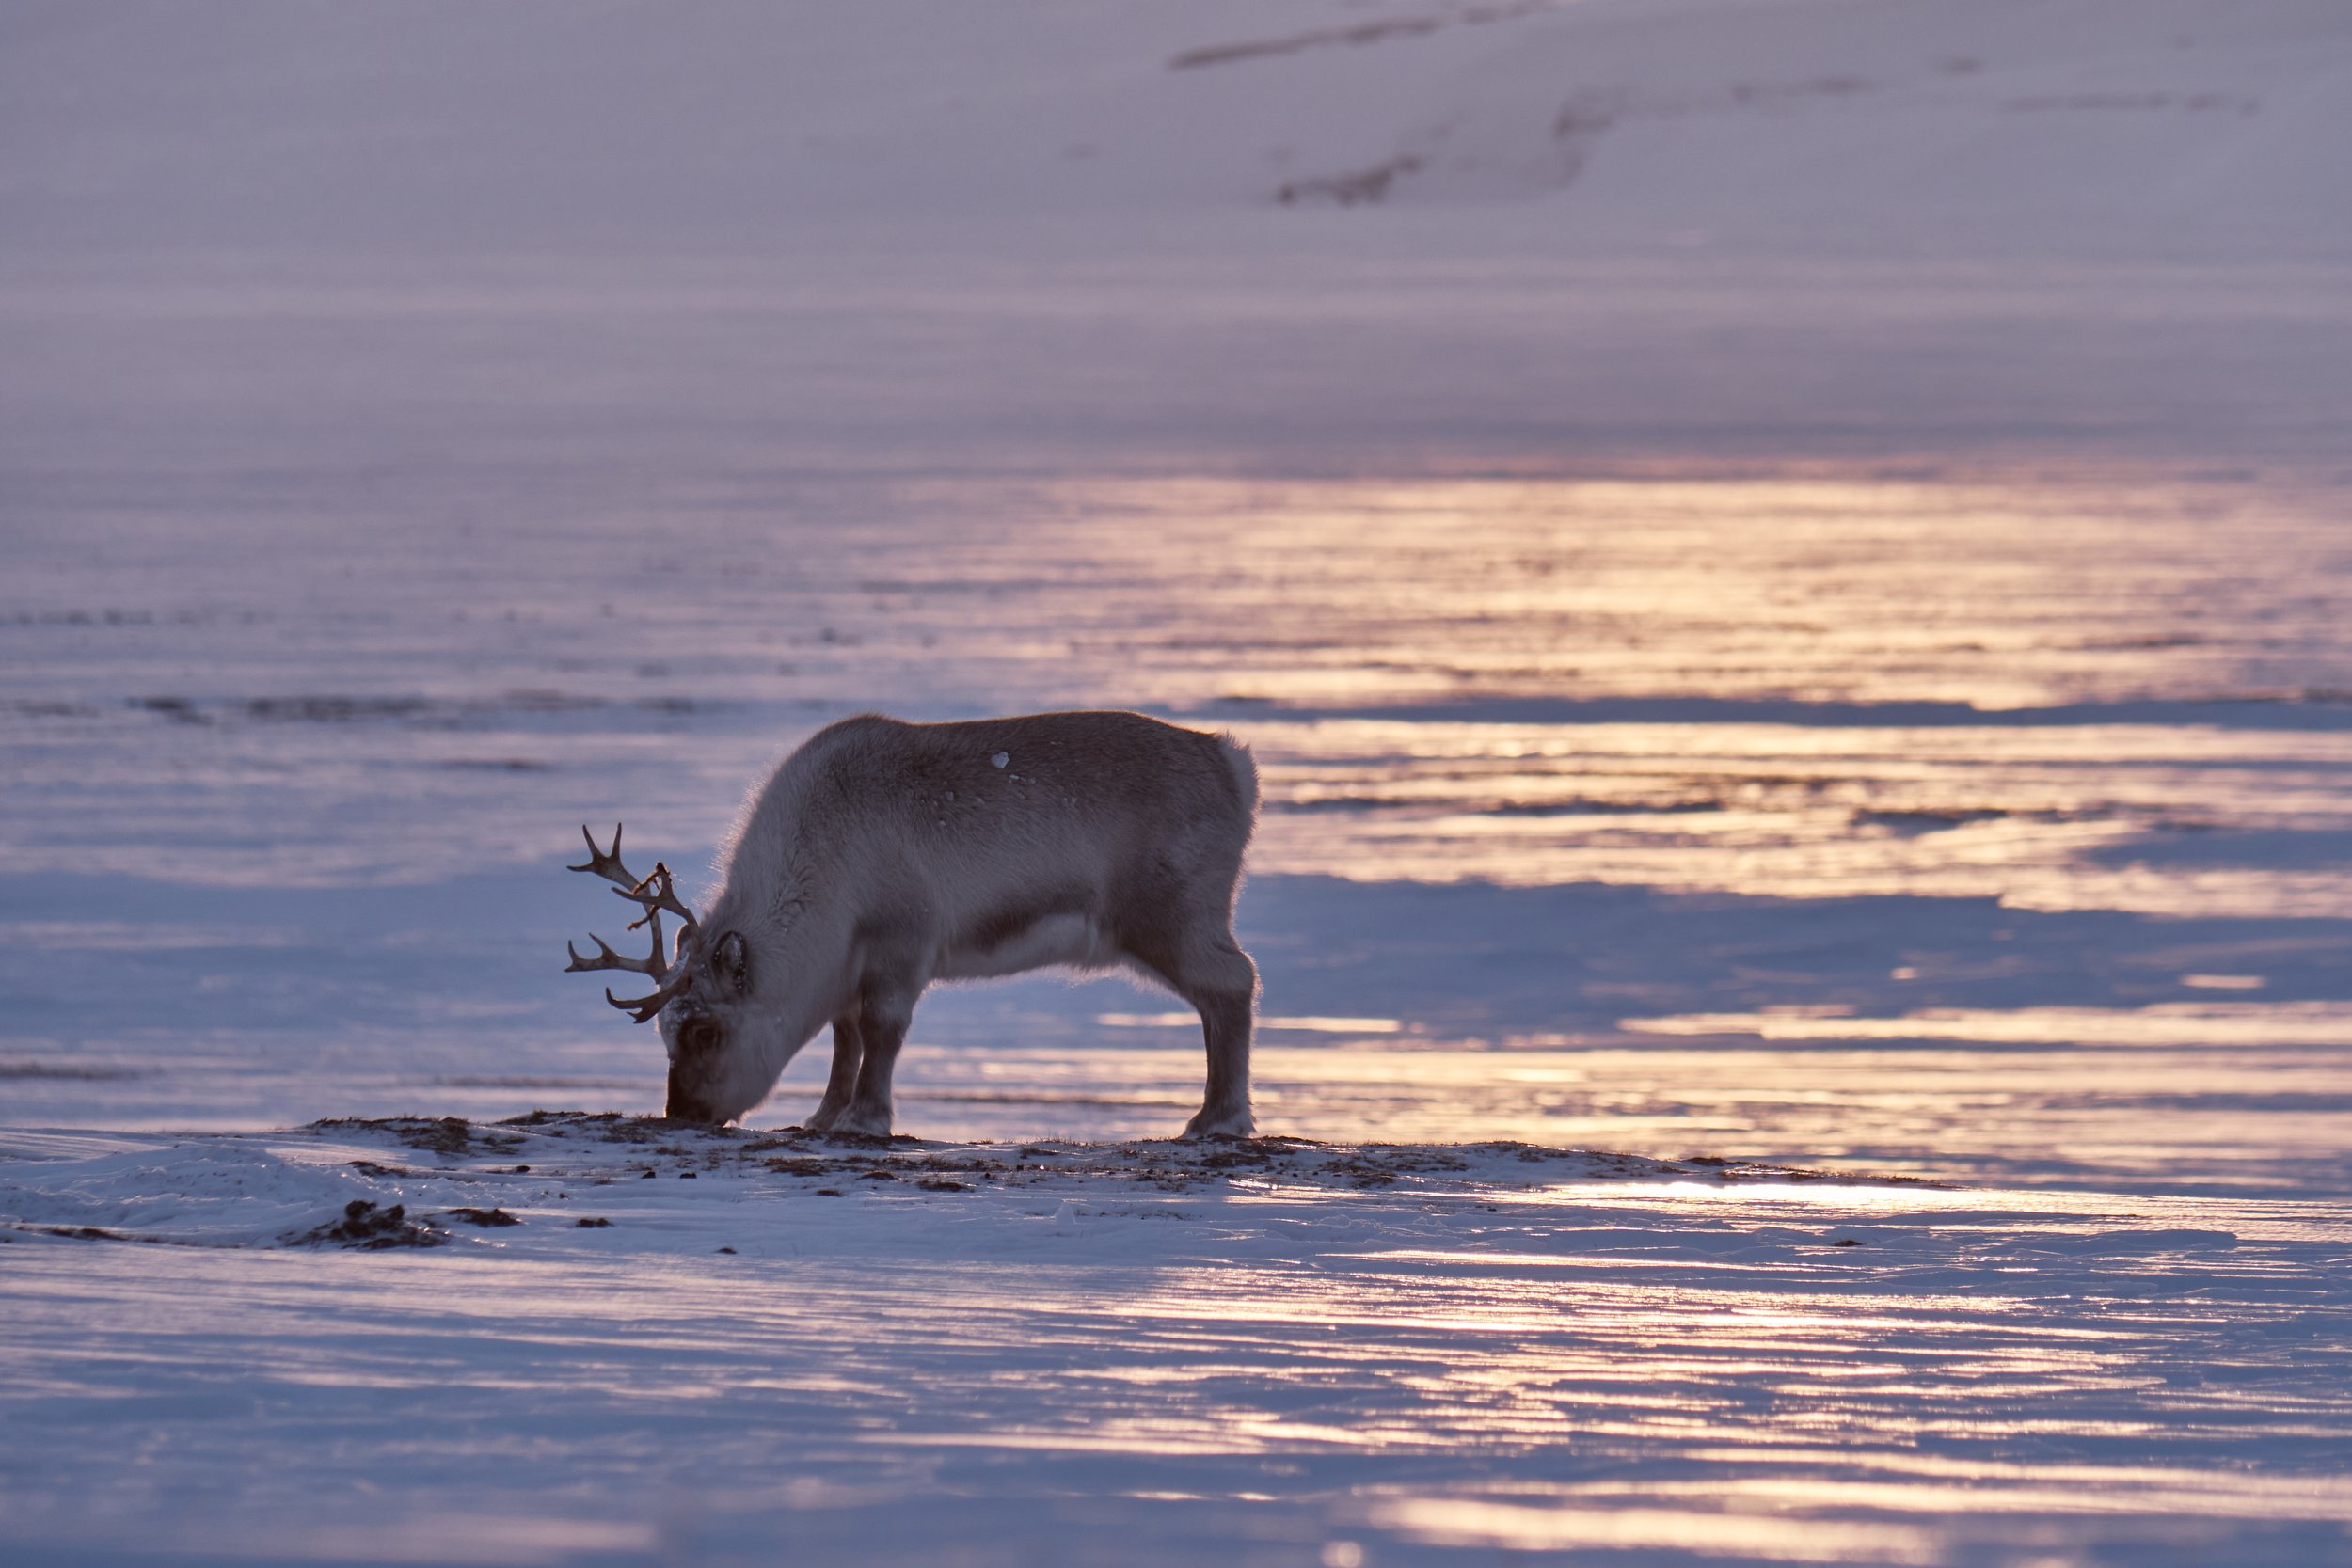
654,711,1261,1136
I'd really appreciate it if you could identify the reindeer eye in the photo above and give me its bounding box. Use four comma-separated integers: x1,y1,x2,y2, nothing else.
678,1017,721,1057
713,930,749,995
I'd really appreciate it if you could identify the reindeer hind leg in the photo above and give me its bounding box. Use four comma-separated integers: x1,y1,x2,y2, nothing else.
1179,935,1258,1139
1118,906,1258,1140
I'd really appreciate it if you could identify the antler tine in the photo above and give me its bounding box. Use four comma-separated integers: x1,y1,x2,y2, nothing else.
569,908,691,1022
605,976,687,1024
564,925,668,978
616,862,701,948
567,823,642,891
565,826,703,1025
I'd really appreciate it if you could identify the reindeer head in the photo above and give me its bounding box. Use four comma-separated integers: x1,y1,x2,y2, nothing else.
564,824,755,1125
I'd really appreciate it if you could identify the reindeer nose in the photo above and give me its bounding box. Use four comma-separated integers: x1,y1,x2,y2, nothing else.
664,1065,721,1125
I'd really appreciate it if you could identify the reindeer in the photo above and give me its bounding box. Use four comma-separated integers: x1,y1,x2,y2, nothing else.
565,711,1260,1138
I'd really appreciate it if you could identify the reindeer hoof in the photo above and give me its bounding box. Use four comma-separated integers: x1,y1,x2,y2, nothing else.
1180,1106,1256,1141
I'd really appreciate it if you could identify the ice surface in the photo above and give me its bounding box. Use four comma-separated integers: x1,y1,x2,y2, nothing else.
15,504,2352,1567
6,1118,2350,1567
6,0,2352,1562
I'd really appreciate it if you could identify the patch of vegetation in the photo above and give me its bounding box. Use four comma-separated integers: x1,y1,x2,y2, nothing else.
291,1200,445,1250
315,1117,521,1158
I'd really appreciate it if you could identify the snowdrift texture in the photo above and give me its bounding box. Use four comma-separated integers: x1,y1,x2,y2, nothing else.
5,0,2350,471
7,0,2344,257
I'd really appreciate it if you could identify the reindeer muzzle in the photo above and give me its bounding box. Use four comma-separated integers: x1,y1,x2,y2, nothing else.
664,1064,723,1125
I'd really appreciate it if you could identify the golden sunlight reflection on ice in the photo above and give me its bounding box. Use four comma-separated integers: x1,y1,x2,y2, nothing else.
880,1037,2352,1196
1228,718,2352,916
1363,1460,2352,1559
994,470,2352,711
1363,1498,1943,1562
17,465,2352,910
1628,1002,2352,1045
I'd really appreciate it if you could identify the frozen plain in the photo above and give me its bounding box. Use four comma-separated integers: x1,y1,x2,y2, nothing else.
6,0,2352,1564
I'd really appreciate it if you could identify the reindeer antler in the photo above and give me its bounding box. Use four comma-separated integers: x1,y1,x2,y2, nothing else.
566,821,638,887
564,824,702,1022
618,862,699,953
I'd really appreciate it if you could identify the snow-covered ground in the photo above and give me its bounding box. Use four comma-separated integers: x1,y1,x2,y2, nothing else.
6,0,2352,1563
9,1117,2350,1567
6,0,2351,474
4,1123,2352,1560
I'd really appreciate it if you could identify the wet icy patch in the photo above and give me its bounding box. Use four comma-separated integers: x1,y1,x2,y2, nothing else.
3,1118,2347,1567
0,1116,1897,1253
0,1129,388,1247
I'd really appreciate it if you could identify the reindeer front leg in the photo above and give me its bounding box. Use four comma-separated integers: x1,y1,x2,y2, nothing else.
832,976,917,1138
804,1014,864,1132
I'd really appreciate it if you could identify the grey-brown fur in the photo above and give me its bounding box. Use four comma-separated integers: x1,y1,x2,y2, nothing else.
646,711,1260,1138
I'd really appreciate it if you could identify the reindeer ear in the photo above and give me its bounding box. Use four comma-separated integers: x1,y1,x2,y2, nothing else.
712,930,749,995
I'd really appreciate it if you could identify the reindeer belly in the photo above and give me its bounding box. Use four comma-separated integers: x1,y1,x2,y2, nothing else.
935,909,1119,980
